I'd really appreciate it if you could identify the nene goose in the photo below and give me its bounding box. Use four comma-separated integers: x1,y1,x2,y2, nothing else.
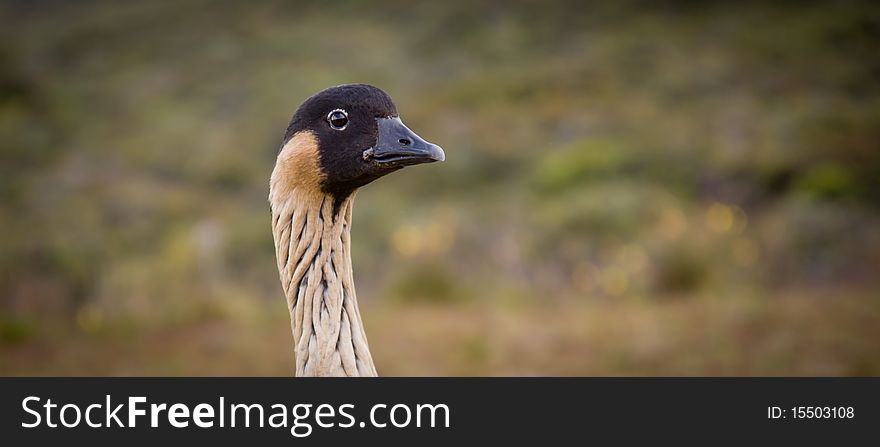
269,84,444,376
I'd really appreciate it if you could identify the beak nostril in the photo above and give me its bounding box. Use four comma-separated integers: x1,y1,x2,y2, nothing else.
398,138,412,146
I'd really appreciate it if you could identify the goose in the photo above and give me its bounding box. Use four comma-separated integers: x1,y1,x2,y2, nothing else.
269,84,444,376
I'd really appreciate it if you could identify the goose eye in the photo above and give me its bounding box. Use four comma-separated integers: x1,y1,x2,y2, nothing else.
327,110,348,130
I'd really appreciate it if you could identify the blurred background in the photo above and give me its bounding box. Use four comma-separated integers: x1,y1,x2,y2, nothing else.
1,0,879,375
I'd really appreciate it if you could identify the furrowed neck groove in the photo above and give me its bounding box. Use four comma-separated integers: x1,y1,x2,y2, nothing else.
270,187,376,377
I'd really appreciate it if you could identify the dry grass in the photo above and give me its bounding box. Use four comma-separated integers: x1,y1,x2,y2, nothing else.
3,288,877,376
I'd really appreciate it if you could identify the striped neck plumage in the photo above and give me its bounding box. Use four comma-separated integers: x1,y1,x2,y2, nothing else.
269,187,377,377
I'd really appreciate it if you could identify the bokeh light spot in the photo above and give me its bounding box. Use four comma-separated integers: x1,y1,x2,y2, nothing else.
391,225,422,258
706,203,734,234
601,266,629,297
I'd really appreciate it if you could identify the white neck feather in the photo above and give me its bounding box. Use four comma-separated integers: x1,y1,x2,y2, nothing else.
270,188,377,376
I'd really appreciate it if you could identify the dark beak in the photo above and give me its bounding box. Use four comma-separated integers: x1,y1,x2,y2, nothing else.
371,117,445,167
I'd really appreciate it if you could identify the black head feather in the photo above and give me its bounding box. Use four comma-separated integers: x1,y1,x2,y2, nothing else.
282,84,400,200
281,84,443,215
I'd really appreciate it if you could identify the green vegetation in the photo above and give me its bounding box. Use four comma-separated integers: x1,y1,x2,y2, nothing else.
1,0,878,375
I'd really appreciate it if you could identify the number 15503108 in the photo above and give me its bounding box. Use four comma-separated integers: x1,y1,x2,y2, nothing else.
768,406,854,419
